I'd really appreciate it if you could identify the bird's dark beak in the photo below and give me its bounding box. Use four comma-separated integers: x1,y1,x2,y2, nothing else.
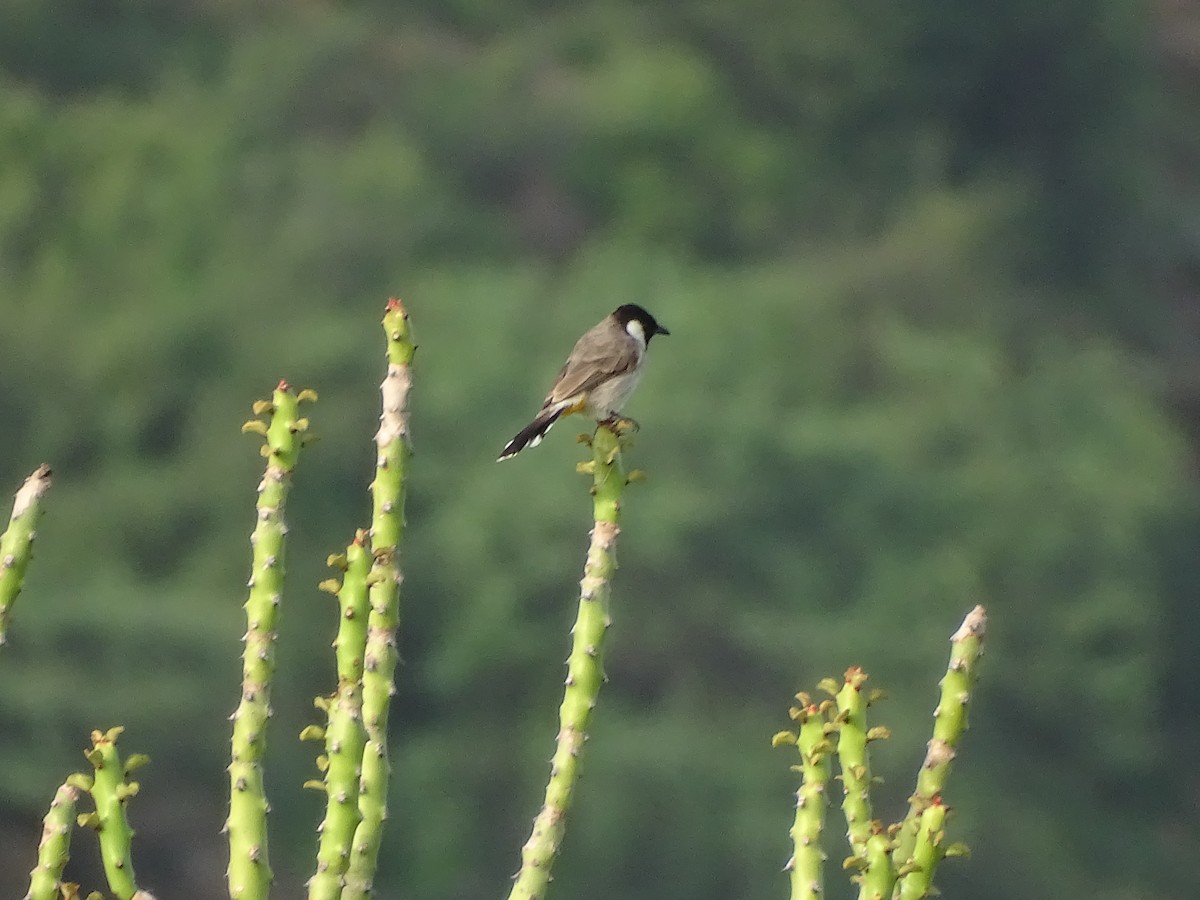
656,324,670,336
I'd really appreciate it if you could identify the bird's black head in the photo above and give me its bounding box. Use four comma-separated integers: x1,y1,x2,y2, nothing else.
613,304,670,343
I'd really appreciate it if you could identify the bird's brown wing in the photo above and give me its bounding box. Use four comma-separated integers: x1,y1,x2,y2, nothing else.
542,322,639,407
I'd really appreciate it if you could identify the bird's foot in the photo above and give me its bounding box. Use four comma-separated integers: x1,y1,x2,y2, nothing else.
600,415,640,435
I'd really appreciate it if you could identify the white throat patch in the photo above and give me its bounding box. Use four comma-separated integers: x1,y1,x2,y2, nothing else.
625,318,646,346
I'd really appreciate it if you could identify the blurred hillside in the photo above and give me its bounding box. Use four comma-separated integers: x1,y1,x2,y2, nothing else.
1,1,1199,898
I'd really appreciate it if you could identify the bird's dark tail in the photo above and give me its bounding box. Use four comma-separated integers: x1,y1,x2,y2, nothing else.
497,407,565,461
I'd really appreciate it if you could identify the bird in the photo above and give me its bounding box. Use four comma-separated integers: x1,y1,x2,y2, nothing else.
497,303,670,461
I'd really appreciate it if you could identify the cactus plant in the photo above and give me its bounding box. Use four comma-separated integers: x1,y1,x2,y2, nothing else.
227,381,315,900
11,304,989,900
305,532,373,900
343,298,415,900
75,727,149,900
0,463,52,645
506,423,633,900
775,696,835,900
777,606,988,900
23,781,78,900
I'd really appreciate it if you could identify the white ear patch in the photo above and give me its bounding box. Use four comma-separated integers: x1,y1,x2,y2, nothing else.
625,318,646,345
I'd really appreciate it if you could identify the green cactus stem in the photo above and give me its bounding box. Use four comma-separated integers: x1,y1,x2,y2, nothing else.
857,828,896,900
785,699,835,900
896,799,948,900
342,299,415,900
78,727,147,900
0,463,52,645
307,532,372,900
507,423,630,900
834,667,876,863
23,781,78,900
227,381,314,900
892,605,987,869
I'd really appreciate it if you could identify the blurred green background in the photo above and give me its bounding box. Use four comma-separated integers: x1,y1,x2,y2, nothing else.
3,1,1200,897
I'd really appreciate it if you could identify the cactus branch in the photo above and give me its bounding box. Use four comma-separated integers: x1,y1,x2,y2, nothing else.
858,829,896,900
896,799,948,900
787,701,834,900
0,463,52,645
507,423,629,900
227,381,314,900
23,781,78,900
80,727,143,900
835,667,875,863
342,299,414,900
892,605,987,871
308,532,372,900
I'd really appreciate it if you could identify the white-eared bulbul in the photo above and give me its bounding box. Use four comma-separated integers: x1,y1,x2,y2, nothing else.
497,304,669,461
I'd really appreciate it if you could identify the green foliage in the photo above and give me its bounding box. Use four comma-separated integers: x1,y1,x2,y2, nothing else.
0,2,1197,899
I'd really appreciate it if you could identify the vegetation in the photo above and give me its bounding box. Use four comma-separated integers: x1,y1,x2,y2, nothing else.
1,1,1198,898
9,310,983,900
